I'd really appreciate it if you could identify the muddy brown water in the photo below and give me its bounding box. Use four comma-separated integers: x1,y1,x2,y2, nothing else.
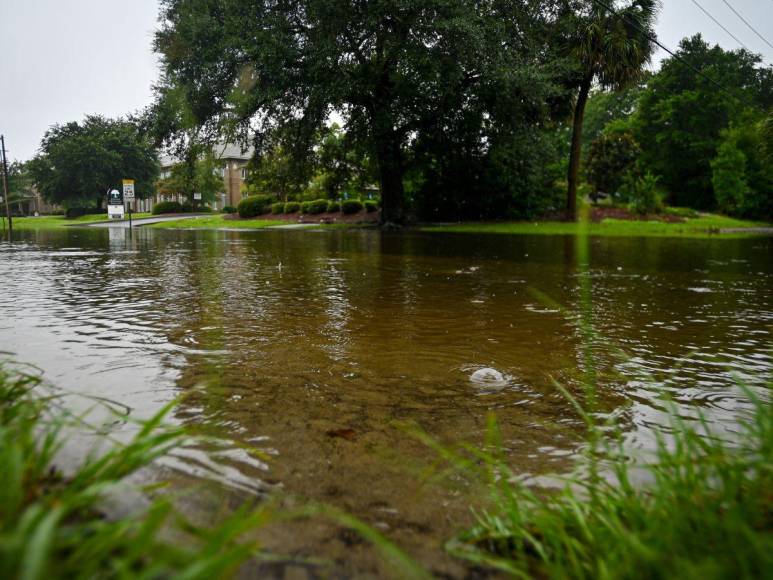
1,227,771,577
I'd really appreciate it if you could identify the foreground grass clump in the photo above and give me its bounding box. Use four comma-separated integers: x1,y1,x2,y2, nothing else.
440,386,773,579
0,364,269,578
0,363,425,578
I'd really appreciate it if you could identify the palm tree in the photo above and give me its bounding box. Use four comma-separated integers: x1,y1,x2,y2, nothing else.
565,0,659,220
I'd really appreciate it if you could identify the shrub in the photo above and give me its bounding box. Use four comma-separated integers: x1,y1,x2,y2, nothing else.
222,205,237,214
341,199,364,215
364,200,379,213
152,201,183,215
303,199,328,214
284,201,301,214
621,172,663,215
237,195,272,218
711,137,748,216
196,206,213,213
665,206,699,219
271,202,285,214
327,200,341,213
65,207,104,219
586,130,640,198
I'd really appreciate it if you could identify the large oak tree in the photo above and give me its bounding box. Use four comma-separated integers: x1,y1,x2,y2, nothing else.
152,0,569,224
29,116,159,208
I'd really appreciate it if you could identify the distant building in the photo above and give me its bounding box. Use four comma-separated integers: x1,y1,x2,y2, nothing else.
6,186,60,216
142,143,254,212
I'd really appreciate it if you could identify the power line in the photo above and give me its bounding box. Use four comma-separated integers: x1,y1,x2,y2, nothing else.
688,0,753,54
588,0,738,98
719,0,773,51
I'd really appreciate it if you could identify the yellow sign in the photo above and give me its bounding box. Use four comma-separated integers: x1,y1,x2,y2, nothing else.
122,179,135,200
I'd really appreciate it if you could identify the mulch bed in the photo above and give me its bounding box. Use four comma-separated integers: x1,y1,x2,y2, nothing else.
590,207,684,223
543,207,684,223
223,210,380,225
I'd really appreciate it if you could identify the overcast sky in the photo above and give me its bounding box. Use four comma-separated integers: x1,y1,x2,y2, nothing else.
1,0,771,161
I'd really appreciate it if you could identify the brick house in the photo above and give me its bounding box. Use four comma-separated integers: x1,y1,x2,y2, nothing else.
143,143,254,212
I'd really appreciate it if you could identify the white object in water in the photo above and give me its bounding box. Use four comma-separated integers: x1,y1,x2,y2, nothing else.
470,368,508,389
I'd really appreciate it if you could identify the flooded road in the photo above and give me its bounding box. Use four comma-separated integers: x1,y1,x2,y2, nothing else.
1,227,771,576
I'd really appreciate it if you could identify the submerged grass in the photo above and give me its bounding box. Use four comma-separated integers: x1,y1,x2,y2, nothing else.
421,213,772,238
8,214,153,230
0,363,423,579
146,216,284,229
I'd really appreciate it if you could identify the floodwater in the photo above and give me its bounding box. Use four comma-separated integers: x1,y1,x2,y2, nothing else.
1,227,771,576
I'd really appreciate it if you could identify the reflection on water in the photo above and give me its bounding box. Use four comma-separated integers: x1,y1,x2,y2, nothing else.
1,227,771,574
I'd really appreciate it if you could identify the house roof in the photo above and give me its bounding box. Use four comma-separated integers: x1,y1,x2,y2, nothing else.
159,143,255,168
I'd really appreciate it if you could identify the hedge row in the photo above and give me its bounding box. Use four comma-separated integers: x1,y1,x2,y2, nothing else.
152,202,213,215
65,207,105,219
234,196,380,218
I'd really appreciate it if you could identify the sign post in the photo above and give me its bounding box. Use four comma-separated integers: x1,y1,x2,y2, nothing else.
122,180,135,227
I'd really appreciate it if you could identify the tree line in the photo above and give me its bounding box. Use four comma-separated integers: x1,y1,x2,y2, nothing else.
18,1,772,223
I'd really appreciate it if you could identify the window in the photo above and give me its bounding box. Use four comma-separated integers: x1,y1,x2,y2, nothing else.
240,168,248,179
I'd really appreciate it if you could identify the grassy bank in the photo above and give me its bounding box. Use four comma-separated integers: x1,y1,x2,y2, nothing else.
7,214,152,230
422,213,772,238
146,215,284,229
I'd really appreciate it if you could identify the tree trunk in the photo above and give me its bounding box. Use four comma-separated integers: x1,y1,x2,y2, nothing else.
374,131,405,226
567,73,593,221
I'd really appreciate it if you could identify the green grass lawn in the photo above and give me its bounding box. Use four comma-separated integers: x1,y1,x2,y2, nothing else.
421,213,772,238
8,213,152,230
146,215,284,229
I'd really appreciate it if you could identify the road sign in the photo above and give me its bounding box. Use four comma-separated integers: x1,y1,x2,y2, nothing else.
122,179,135,200
193,192,202,201
107,189,124,220
108,188,123,205
108,204,125,220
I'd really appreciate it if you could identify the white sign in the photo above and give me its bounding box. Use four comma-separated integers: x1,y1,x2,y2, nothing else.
193,192,202,201
108,205,125,220
122,179,135,200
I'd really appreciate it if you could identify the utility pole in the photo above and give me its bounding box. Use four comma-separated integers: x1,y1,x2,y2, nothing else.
0,135,11,235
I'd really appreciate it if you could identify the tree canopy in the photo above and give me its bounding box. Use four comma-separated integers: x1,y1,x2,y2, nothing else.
636,35,772,211
28,116,159,208
146,2,771,222
152,0,573,223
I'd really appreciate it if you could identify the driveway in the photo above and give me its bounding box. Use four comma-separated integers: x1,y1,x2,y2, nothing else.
86,214,209,228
